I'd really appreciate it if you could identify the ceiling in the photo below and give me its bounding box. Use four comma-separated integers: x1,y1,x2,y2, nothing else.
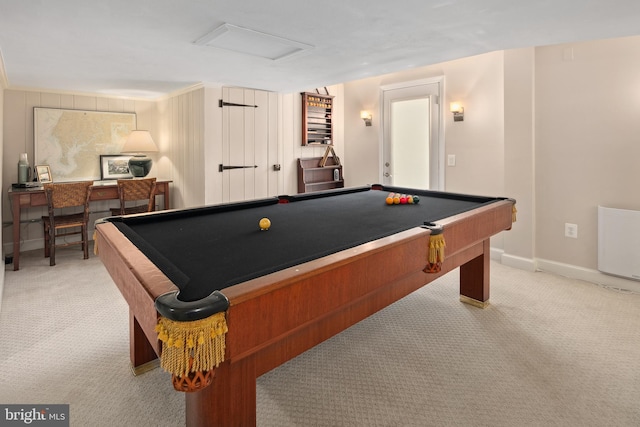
1,0,640,99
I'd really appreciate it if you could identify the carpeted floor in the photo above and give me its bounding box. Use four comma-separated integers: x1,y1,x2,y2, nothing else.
1,247,639,426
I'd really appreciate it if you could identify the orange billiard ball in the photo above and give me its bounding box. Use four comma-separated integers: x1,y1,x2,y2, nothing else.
259,217,271,231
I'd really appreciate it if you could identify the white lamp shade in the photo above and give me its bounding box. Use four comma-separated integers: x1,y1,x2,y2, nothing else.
122,130,158,153
450,102,463,113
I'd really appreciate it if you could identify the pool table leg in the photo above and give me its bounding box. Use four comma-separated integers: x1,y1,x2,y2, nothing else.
459,239,490,308
186,355,257,427
130,310,159,375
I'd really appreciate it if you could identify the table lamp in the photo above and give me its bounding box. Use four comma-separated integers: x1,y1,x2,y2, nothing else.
122,130,158,177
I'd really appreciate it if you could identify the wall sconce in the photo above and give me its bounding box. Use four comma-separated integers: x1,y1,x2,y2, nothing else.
450,102,464,122
360,111,372,126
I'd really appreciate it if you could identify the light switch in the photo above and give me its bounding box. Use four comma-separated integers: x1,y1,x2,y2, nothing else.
447,154,456,166
565,223,578,238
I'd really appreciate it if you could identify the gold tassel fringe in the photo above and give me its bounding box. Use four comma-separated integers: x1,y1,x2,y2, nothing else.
155,312,228,377
512,204,517,223
428,234,446,264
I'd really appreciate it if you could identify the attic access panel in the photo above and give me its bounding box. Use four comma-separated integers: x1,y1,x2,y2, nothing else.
194,23,313,61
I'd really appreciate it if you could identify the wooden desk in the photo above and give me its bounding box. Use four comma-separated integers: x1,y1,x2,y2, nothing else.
9,179,171,271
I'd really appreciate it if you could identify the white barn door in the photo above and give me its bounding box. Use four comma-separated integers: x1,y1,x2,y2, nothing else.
221,87,279,203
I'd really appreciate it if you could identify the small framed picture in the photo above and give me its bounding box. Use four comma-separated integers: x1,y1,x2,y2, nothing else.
100,155,132,180
35,165,53,183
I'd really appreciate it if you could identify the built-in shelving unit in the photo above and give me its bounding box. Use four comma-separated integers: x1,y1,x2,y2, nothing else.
301,92,334,146
297,157,343,193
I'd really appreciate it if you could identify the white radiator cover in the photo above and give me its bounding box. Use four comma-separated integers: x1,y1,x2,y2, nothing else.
598,206,640,281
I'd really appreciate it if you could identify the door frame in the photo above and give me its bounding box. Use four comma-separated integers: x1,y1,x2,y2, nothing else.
378,76,445,190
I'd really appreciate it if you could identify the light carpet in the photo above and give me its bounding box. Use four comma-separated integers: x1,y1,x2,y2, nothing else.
1,247,639,426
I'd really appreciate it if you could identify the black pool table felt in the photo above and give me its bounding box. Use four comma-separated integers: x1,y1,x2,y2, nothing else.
111,188,496,301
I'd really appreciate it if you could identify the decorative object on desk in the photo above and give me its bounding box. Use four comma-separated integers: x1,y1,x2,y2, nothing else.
11,182,41,189
18,153,31,184
34,108,136,182
35,165,53,183
121,130,158,177
100,155,133,180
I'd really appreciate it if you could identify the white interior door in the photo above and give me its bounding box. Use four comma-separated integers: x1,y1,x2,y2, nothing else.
381,80,442,190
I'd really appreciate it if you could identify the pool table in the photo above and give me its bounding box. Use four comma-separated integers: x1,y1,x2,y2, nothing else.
95,185,515,427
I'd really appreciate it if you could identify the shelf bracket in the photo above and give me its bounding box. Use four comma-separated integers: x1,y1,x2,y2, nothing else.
219,100,258,108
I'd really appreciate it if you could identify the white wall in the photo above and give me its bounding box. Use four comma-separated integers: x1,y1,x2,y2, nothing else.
343,51,505,197
535,36,640,271
156,87,207,209
503,48,535,268
343,52,506,253
343,39,640,292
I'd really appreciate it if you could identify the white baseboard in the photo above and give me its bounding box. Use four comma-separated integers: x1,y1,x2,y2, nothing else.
4,237,46,258
4,233,90,261
536,258,640,294
491,248,640,293
500,252,538,272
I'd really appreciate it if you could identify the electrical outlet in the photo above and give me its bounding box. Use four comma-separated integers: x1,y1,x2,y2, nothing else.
565,223,578,238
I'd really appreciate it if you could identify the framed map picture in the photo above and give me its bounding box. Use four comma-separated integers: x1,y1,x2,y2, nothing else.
34,108,136,182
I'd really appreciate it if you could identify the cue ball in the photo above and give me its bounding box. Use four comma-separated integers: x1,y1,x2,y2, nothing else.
259,217,271,231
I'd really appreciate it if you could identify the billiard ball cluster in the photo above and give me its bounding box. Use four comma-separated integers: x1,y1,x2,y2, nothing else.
385,192,420,205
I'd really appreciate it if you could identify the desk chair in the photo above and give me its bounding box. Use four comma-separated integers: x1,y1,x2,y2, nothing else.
110,177,157,216
42,181,93,266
